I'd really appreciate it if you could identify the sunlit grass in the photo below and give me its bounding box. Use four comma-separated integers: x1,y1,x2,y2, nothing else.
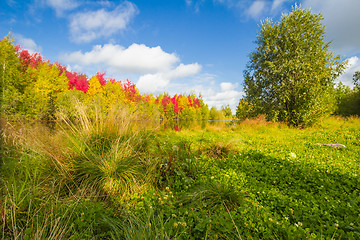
1,114,359,239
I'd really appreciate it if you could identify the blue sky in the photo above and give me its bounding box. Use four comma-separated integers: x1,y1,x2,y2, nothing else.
1,0,360,112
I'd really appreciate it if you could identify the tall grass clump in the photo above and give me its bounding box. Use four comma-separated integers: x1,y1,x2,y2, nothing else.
50,102,160,202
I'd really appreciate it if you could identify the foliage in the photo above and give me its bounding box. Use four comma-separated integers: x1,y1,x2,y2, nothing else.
243,6,346,126
333,82,360,116
155,93,203,120
0,35,23,117
221,104,233,119
209,106,225,120
22,62,68,121
0,36,209,123
235,99,255,121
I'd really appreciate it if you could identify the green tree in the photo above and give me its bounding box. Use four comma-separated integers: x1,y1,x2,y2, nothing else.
333,82,360,116
221,104,233,119
200,102,210,120
243,5,346,126
209,106,224,120
235,99,254,121
0,35,23,117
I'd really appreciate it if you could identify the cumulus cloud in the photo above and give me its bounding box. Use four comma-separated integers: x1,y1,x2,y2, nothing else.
137,63,202,93
14,34,42,54
63,42,202,94
45,0,79,16
63,43,180,74
336,56,360,87
69,1,138,43
137,73,169,93
303,0,360,55
220,82,234,92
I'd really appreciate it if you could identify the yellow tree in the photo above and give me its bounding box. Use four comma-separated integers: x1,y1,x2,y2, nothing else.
103,80,126,109
23,62,68,120
87,75,104,98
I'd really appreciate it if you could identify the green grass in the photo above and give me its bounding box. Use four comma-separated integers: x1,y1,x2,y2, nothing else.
1,115,359,239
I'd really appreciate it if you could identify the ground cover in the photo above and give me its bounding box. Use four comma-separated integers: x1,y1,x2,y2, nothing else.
1,116,359,239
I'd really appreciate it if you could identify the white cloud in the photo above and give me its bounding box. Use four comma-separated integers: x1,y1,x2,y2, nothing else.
171,63,202,79
63,43,179,74
14,34,42,54
220,82,234,92
137,63,202,93
69,1,138,43
63,43,202,94
246,0,266,19
303,0,360,55
137,73,169,93
45,0,79,16
336,56,360,87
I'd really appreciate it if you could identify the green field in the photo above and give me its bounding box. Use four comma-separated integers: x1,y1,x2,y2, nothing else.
1,115,359,239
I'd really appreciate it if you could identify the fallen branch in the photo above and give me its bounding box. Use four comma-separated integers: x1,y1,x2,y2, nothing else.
312,143,346,149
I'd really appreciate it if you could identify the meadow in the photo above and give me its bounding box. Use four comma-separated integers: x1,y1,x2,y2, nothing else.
1,106,359,239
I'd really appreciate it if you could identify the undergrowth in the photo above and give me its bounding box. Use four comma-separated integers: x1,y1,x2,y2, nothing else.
1,114,359,239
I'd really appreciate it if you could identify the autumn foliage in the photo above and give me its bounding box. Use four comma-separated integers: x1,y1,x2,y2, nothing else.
1,35,207,122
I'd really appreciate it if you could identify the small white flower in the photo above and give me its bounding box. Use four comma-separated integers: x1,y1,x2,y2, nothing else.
335,223,339,228
289,152,297,158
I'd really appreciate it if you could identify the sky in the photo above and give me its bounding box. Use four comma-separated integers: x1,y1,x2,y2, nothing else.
1,0,360,112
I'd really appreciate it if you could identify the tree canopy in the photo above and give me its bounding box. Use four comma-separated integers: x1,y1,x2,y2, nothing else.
240,5,346,126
